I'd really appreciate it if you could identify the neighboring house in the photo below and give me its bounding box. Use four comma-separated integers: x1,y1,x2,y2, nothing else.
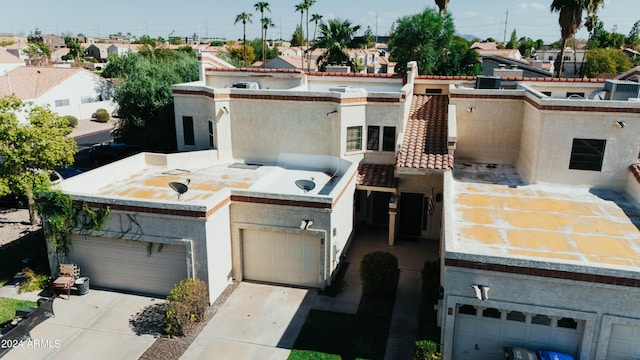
533,47,587,77
52,58,640,360
264,55,317,71
0,47,25,73
0,33,28,45
85,44,111,62
107,43,143,57
0,67,115,119
471,41,523,61
481,55,553,78
2,43,29,63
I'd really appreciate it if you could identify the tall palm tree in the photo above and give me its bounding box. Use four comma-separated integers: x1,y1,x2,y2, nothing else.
550,0,604,77
303,0,316,71
311,19,361,72
435,0,450,14
261,17,276,65
234,12,253,67
254,2,270,68
311,13,323,43
584,14,600,40
295,3,305,69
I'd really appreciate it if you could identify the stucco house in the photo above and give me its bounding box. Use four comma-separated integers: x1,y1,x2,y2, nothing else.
51,55,640,359
0,66,115,119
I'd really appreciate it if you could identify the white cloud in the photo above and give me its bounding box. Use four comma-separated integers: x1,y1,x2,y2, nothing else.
517,2,547,10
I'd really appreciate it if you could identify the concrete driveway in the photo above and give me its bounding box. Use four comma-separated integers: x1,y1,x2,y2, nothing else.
2,289,162,360
181,282,316,360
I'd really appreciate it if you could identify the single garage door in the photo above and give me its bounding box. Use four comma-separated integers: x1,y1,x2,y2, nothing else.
242,229,321,288
453,305,582,360
606,324,640,359
68,235,188,296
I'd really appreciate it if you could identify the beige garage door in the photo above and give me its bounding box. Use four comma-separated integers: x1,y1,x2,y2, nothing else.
68,236,188,296
242,229,321,288
606,324,640,359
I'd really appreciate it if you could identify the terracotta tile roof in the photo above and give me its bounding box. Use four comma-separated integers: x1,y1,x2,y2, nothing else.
0,66,82,99
471,41,498,50
396,94,453,171
357,164,398,188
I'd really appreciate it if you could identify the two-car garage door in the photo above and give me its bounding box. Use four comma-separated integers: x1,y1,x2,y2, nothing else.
606,324,640,359
242,229,321,288
68,236,188,296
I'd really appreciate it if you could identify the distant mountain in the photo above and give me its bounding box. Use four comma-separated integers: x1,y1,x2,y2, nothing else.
458,33,480,42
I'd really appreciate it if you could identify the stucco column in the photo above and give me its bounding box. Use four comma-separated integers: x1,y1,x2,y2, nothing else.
388,196,398,246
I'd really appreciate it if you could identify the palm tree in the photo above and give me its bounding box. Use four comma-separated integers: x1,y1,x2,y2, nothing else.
584,14,600,40
311,13,323,43
435,0,450,14
311,19,361,72
254,2,270,68
234,12,253,67
303,0,316,71
261,17,276,65
295,3,305,69
550,0,604,77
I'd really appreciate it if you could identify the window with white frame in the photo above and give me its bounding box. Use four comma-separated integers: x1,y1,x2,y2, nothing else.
54,99,70,107
208,118,215,149
346,126,362,152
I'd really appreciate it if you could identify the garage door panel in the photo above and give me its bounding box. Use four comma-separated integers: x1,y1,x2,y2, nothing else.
68,236,187,296
607,324,640,359
242,229,320,288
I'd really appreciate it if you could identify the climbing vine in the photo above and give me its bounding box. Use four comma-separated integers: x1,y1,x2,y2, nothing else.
36,190,111,256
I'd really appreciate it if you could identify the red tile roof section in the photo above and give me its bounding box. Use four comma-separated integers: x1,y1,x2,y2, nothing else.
357,164,398,188
396,94,453,171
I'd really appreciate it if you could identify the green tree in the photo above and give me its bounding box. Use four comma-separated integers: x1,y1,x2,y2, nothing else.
363,26,376,48
311,19,361,72
303,0,316,71
228,45,256,67
106,51,198,151
234,12,253,67
23,42,51,66
518,36,543,58
0,97,77,224
311,13,323,44
438,36,481,75
626,20,640,49
254,2,270,68
550,0,604,77
582,48,632,77
435,0,450,14
63,37,84,62
261,17,276,65
506,29,519,50
290,24,305,47
389,7,464,75
133,35,159,46
295,2,306,69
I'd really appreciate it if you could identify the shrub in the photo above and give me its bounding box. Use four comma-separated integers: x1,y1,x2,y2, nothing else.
165,278,209,337
414,340,442,360
95,108,110,123
18,267,50,293
359,251,398,297
63,115,78,127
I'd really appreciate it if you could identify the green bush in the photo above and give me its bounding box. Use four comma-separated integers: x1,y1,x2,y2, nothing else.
18,267,50,293
165,278,209,337
414,340,442,360
63,115,78,127
95,108,110,123
359,251,398,297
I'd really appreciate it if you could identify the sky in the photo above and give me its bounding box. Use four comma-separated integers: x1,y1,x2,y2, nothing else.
0,0,637,44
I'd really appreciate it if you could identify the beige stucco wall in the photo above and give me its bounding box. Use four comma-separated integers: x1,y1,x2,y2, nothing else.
451,95,524,164
517,101,545,183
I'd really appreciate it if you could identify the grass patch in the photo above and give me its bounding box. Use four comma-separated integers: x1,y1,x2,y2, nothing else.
290,310,391,360
0,297,37,325
288,350,341,360
18,267,50,293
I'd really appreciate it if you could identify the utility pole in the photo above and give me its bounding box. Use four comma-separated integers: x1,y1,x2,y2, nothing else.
375,14,378,43
503,9,509,44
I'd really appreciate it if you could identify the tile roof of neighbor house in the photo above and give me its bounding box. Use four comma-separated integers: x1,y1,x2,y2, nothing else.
396,94,453,171
357,164,398,188
0,66,82,99
0,48,21,63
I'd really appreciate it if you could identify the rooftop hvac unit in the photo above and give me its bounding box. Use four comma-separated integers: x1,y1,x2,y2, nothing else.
603,79,640,100
475,76,501,89
231,81,259,89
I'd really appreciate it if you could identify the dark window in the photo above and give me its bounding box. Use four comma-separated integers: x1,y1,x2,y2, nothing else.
558,317,578,329
569,138,606,171
482,308,501,319
506,311,526,322
182,116,195,146
346,126,362,151
425,88,443,94
367,126,380,150
532,314,551,326
55,99,70,107
382,127,396,151
541,91,552,97
458,305,477,315
208,118,215,148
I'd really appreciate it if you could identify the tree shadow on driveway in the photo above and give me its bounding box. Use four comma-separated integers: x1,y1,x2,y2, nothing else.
129,302,165,337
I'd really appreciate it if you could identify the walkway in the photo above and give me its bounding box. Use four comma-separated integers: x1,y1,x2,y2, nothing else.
312,224,440,360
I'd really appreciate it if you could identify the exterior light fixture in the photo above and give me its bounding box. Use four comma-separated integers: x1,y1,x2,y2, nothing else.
326,109,338,116
472,284,490,300
466,107,476,112
300,220,314,230
617,121,626,128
